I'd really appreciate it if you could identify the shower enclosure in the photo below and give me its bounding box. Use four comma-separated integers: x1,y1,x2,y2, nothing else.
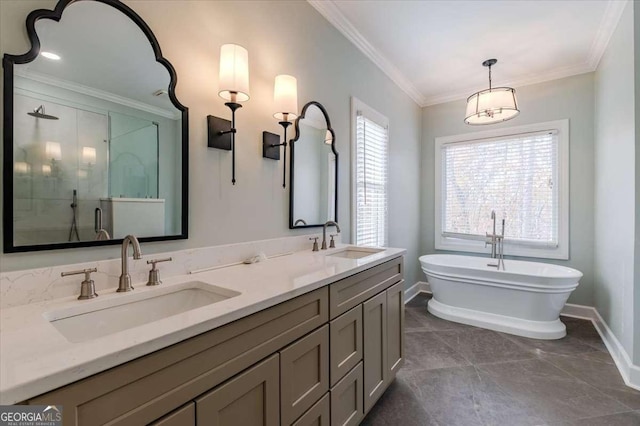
12,94,160,246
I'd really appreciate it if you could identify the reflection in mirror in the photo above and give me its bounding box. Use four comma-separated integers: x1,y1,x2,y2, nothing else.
6,0,187,251
290,102,338,228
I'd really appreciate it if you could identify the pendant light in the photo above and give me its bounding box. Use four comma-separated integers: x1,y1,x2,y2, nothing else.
464,59,519,125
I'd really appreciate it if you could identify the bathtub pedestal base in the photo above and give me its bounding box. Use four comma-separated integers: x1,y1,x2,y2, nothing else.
428,298,567,340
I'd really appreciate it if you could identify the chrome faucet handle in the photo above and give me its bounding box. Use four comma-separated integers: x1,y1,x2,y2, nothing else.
329,234,338,249
146,257,172,286
309,237,319,252
61,268,98,300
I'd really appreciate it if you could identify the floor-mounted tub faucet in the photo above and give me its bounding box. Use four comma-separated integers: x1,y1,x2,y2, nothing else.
486,211,505,270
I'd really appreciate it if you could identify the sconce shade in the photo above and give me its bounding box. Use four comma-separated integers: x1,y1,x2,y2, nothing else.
45,141,62,161
42,164,52,176
82,147,97,165
218,44,250,102
464,87,519,125
14,162,30,174
324,130,332,145
273,75,298,121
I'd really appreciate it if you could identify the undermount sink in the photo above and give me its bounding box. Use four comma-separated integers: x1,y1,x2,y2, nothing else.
46,281,240,343
326,246,385,260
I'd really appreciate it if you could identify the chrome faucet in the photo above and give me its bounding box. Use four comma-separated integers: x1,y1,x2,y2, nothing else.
322,221,341,250
486,211,505,270
487,211,498,258
117,235,142,292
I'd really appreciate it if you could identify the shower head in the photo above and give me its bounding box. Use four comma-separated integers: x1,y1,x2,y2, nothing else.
27,105,59,120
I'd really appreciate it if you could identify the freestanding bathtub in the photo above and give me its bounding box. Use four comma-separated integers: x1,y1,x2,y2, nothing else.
419,254,582,340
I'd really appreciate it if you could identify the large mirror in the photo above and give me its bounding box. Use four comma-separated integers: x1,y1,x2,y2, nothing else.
3,0,188,252
289,101,338,228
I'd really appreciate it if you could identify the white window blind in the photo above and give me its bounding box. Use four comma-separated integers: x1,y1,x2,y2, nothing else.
355,111,388,247
441,130,559,247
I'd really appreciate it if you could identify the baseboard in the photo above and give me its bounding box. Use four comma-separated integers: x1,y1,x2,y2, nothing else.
561,303,640,391
403,286,640,391
404,281,431,303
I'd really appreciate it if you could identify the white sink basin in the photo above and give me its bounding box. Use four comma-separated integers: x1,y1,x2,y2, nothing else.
326,246,385,260
46,281,240,343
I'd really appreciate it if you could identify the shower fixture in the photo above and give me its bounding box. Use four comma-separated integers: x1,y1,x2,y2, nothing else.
68,189,80,242
28,105,59,120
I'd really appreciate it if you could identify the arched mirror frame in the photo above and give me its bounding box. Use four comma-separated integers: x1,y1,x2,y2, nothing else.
2,0,189,253
288,101,338,229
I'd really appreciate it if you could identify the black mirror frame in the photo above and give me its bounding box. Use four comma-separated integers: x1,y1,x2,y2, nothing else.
288,101,338,229
2,0,189,253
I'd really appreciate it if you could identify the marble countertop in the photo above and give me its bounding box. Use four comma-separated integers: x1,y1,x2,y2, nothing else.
0,244,405,404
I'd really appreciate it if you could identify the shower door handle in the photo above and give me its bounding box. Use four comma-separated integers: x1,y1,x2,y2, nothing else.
94,207,102,233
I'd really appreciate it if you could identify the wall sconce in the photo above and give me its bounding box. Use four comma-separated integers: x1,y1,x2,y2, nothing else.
263,75,298,188
45,141,61,162
14,161,31,175
42,164,52,176
324,130,332,145
45,141,61,177
82,147,97,166
207,44,250,185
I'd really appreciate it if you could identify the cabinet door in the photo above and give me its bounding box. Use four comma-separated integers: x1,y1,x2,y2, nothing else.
292,393,330,426
387,280,405,377
363,291,388,413
196,354,279,426
330,305,363,386
280,325,329,425
149,402,195,426
330,362,364,426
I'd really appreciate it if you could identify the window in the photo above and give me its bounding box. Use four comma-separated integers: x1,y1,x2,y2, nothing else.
351,98,389,247
435,120,569,259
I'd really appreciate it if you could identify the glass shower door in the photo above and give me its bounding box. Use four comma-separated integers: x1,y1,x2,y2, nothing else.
108,111,159,199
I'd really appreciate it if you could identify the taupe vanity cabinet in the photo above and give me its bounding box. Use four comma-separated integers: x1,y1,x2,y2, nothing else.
26,256,404,426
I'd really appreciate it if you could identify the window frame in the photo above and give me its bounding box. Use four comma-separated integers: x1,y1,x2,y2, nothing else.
350,97,390,247
434,119,570,260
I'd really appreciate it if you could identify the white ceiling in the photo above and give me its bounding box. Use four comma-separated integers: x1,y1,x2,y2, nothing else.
309,0,628,107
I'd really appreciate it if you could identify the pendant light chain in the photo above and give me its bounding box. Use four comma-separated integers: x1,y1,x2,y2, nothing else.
488,63,492,91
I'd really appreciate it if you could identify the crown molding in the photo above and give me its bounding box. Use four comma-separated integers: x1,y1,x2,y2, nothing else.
14,69,180,119
587,0,629,70
309,0,628,108
307,0,426,106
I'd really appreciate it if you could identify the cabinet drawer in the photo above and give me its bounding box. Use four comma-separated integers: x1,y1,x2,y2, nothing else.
330,362,364,426
148,402,195,426
329,258,403,319
329,305,362,386
196,354,280,426
291,393,330,426
29,287,327,426
280,325,329,425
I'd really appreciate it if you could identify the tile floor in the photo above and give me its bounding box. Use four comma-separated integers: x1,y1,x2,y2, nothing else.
362,293,640,426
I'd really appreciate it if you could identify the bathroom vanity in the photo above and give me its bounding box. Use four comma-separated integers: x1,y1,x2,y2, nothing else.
0,247,405,426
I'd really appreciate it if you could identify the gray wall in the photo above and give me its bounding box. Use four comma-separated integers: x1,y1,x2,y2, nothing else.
634,0,640,367
421,73,595,305
594,1,636,363
0,1,422,287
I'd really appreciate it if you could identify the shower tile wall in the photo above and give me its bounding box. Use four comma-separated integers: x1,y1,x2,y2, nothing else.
13,93,108,245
